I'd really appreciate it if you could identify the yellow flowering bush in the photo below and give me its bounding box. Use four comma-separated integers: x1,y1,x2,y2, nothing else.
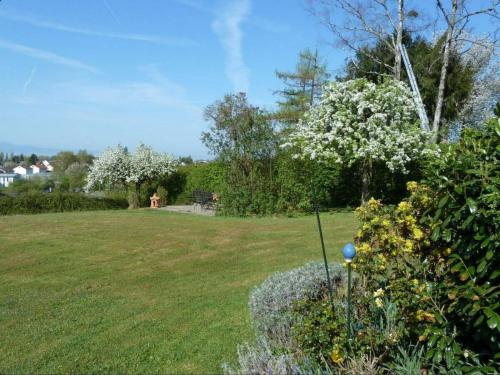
353,182,446,346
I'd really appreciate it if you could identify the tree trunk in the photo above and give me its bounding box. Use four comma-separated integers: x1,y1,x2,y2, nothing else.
431,0,458,143
395,0,404,80
361,158,372,204
128,182,141,209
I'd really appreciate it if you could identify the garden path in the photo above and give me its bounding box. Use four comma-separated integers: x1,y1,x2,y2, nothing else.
158,205,215,216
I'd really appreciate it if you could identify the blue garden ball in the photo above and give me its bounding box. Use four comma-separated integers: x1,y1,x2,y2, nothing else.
342,243,356,261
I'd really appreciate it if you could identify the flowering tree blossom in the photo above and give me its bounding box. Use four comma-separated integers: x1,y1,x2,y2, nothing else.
85,143,177,193
85,145,130,191
128,143,177,187
284,78,433,203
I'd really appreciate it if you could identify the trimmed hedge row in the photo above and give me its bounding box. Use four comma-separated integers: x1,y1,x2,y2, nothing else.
0,192,128,215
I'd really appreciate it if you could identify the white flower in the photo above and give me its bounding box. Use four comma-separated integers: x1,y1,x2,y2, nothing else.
86,143,177,191
285,79,436,173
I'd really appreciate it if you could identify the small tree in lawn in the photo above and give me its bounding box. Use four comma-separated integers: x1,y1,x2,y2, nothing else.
284,78,433,203
85,143,176,208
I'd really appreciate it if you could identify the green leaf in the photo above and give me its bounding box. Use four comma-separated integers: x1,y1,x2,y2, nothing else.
466,198,477,213
487,317,498,330
480,237,491,249
461,215,474,229
431,226,441,241
443,228,452,242
474,314,484,327
438,195,449,208
477,260,487,274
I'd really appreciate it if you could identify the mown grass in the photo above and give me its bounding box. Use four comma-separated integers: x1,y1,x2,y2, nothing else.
0,209,357,374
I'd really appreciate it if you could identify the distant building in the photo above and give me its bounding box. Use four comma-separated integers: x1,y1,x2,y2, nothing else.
0,172,20,187
13,165,30,176
30,162,50,174
2,161,52,185
42,160,54,172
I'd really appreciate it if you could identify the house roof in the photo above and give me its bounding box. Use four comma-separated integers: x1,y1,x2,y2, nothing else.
31,164,47,170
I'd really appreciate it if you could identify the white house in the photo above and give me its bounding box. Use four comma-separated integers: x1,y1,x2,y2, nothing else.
30,163,49,174
31,164,41,174
0,173,20,187
42,160,54,172
13,165,29,175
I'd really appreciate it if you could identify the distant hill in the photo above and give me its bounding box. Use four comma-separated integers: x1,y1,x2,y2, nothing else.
0,142,60,157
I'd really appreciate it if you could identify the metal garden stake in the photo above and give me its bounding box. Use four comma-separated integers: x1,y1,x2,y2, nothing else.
310,181,334,309
342,243,356,344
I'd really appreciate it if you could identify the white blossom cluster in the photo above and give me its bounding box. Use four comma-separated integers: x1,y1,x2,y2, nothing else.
85,143,177,191
283,79,434,173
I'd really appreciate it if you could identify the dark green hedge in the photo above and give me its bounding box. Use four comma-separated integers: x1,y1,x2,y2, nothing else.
0,192,128,215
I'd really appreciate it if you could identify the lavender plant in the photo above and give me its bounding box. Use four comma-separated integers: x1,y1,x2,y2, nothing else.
249,262,345,345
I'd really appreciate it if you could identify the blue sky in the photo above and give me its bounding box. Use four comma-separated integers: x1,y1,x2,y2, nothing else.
0,1,496,158
0,0,343,158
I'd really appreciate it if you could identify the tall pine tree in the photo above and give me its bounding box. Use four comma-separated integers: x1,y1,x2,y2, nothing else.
274,49,330,126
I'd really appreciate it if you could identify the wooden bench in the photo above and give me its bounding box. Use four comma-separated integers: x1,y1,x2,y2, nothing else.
192,190,216,210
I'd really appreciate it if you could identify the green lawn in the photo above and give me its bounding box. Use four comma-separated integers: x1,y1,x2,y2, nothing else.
0,209,356,374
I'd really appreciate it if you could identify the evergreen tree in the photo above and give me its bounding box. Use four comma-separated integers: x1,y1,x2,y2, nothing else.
274,49,330,126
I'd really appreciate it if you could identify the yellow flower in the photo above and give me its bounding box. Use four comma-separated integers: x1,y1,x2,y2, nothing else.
404,215,416,226
413,227,424,240
375,297,383,308
397,201,411,212
407,181,418,192
367,197,381,209
404,239,414,253
330,346,344,364
382,219,391,228
416,310,435,323
412,279,419,286
359,242,371,253
373,288,385,297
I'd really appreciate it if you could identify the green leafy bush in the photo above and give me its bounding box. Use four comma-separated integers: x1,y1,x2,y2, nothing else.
353,118,500,371
0,192,127,215
156,186,168,207
163,162,224,205
420,118,499,367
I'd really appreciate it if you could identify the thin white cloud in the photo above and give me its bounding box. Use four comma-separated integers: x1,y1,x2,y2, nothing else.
0,39,99,73
212,0,251,93
0,12,197,47
172,0,290,33
23,66,37,94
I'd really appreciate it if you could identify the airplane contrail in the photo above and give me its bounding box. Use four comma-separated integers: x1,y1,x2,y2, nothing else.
23,66,37,94
101,0,119,24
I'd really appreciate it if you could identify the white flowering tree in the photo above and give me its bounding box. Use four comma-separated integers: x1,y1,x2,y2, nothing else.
284,79,433,203
85,143,177,207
